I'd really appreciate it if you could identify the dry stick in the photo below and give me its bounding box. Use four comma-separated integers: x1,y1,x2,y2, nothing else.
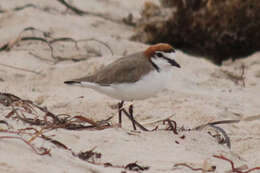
221,64,246,88
0,63,40,75
240,63,246,87
194,120,240,130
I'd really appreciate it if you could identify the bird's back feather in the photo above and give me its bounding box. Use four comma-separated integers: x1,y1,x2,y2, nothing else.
69,52,155,86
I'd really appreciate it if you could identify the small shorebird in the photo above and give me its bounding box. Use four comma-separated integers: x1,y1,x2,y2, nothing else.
64,43,181,131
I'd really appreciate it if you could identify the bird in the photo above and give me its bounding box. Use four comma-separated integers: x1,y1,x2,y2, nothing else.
64,43,181,131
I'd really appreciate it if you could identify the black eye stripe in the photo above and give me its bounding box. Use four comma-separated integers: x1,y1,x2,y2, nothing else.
156,52,163,57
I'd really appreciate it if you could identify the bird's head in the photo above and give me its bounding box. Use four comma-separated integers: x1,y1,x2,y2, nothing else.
144,43,181,72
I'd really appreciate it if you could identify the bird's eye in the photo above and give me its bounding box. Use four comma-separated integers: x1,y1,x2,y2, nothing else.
156,52,163,57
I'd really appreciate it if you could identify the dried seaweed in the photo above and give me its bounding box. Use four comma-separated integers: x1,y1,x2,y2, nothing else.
0,92,112,131
76,147,102,162
0,4,37,13
213,155,260,173
0,92,114,164
42,135,69,150
125,162,149,171
56,0,85,15
0,92,251,172
0,27,113,64
163,118,178,135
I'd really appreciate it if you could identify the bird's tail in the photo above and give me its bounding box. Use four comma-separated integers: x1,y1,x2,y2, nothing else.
64,81,80,85
64,80,98,89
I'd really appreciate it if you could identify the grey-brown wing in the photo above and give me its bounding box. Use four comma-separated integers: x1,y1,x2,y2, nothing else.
75,53,154,86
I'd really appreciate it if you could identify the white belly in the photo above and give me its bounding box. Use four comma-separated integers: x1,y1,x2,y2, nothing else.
84,70,173,101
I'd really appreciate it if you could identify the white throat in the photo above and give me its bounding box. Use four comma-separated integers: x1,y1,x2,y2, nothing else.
153,51,176,70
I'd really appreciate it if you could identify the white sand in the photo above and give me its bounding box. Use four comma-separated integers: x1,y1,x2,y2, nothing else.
0,0,260,172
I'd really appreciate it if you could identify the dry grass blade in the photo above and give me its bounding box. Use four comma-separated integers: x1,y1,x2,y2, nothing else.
0,136,50,156
242,114,260,122
174,163,216,172
28,128,44,143
194,120,240,130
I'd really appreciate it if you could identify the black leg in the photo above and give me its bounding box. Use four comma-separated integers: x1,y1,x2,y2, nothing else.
128,104,137,130
121,109,149,131
117,101,148,131
118,101,124,125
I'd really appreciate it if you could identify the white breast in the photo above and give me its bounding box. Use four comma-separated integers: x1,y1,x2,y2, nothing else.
81,68,173,101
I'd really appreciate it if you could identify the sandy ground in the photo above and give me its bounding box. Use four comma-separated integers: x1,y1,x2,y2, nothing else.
0,0,260,173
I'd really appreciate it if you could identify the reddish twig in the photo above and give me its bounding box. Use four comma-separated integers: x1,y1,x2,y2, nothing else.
174,163,215,172
0,63,40,75
213,155,260,173
163,119,178,134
